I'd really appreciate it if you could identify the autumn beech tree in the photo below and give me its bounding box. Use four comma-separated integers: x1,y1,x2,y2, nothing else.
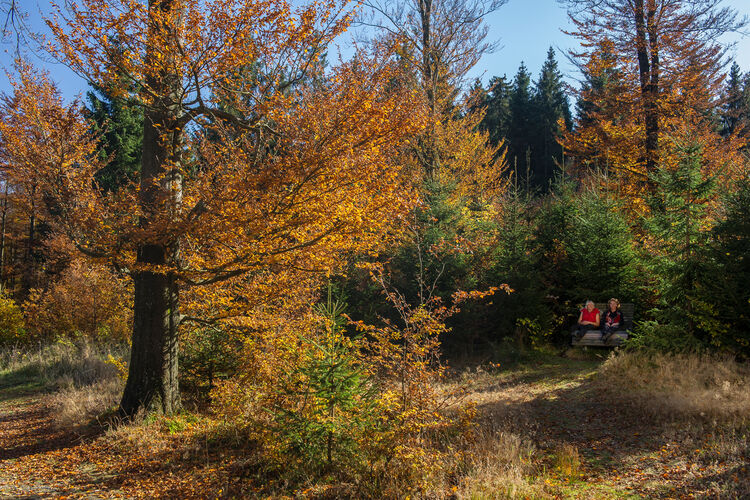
0,61,101,297
28,0,424,417
561,0,747,188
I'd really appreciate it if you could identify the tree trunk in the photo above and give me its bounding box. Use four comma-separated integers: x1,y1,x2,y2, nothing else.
120,245,181,416
645,0,659,174
634,0,659,176
119,0,183,417
0,182,8,292
419,0,433,110
21,189,36,299
418,0,440,176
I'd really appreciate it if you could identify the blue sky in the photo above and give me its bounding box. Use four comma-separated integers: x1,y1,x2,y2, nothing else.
466,0,750,87
2,0,749,101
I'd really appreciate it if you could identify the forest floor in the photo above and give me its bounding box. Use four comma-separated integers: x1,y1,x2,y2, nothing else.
457,350,749,498
0,348,748,499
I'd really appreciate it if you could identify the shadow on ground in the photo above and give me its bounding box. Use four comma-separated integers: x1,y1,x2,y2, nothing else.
473,355,750,497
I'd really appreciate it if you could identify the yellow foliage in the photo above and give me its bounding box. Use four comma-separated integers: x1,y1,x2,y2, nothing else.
0,291,26,344
23,259,132,342
2,1,430,417
562,34,747,220
105,354,129,381
212,271,494,493
433,108,509,202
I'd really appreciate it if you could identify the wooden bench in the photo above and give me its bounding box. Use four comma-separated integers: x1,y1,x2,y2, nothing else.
571,302,634,347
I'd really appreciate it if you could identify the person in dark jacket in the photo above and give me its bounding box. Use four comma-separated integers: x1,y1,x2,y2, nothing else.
601,298,624,343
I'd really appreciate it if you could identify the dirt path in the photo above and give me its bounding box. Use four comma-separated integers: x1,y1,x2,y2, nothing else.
0,386,116,499
0,381,245,499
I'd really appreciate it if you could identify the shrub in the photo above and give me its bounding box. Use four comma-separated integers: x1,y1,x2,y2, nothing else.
180,326,241,399
353,305,469,495
213,280,483,496
0,291,26,344
626,320,705,353
23,259,132,342
267,292,375,474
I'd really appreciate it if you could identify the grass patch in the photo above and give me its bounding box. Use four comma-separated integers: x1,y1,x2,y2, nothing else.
0,341,128,426
597,351,750,423
0,366,45,394
453,428,542,499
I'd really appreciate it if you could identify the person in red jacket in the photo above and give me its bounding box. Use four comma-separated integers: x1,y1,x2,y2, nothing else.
601,297,624,343
573,300,600,340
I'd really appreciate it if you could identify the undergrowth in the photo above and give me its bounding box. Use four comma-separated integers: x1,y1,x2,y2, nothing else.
0,341,128,427
3,341,749,498
597,350,750,423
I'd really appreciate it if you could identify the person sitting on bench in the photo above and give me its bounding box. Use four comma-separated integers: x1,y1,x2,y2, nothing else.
574,300,600,339
601,297,623,343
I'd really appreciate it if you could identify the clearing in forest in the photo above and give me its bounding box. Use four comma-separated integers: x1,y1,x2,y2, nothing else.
0,350,748,498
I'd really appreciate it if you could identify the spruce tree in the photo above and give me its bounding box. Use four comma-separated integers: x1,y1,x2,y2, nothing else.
508,63,534,179
704,177,750,354
479,75,513,150
532,48,572,189
567,186,638,303
535,174,637,334
533,174,579,324
645,141,716,340
488,182,546,342
85,83,143,192
721,62,746,137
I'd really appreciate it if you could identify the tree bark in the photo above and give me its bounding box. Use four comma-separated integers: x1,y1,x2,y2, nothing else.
634,0,659,176
119,0,183,417
0,182,8,292
21,186,36,299
418,0,441,176
645,0,659,174
120,243,181,416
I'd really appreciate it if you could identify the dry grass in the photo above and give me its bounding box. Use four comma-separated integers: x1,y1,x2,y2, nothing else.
597,351,750,423
48,376,123,428
0,341,128,427
453,428,542,499
445,350,750,499
4,343,748,498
